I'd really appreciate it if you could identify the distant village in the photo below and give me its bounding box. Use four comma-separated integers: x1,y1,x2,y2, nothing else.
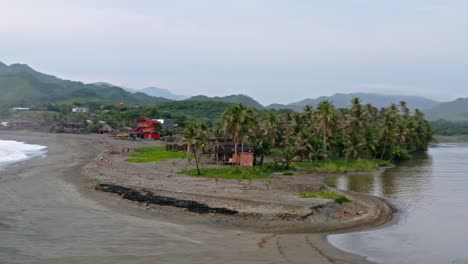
1,104,175,137
0,104,255,167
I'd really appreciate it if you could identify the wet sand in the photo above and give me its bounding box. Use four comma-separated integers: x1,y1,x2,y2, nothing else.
0,131,393,263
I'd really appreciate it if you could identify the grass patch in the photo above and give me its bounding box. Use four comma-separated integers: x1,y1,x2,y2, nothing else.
299,191,350,204
179,163,289,180
126,146,185,162
294,159,390,173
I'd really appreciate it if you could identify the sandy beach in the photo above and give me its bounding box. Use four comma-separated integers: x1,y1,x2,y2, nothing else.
0,131,394,264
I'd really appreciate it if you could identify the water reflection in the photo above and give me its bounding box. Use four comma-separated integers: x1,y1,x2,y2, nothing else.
326,152,433,199
328,143,468,264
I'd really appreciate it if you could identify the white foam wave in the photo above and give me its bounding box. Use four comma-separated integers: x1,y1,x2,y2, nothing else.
0,140,47,167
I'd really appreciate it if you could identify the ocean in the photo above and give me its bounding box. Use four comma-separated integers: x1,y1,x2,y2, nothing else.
0,139,47,169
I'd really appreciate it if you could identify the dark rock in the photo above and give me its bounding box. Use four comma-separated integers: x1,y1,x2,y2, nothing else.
96,184,238,215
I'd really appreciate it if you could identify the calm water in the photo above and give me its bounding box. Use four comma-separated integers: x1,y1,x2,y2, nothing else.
327,143,468,264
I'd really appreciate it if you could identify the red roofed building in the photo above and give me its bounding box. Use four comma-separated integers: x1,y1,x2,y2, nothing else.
130,117,160,140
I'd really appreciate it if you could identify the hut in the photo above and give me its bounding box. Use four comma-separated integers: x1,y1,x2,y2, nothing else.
216,142,255,167
98,124,113,134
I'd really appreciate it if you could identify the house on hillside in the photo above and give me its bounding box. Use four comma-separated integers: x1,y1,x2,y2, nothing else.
10,107,30,112
72,107,89,113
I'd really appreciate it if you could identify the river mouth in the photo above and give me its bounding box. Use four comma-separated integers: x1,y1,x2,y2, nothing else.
326,142,468,264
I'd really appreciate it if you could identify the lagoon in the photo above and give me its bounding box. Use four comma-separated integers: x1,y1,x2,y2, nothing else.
328,142,468,264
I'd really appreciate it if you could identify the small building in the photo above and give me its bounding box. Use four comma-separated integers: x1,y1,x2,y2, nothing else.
98,124,113,134
130,117,160,140
153,118,177,130
163,134,187,152
10,107,30,112
72,107,89,113
9,121,38,129
216,142,255,167
50,122,87,133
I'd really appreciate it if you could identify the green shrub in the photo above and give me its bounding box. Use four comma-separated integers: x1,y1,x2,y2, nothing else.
299,191,350,204
294,159,390,173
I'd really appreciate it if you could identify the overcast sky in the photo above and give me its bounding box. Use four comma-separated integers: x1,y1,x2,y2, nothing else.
1,0,467,105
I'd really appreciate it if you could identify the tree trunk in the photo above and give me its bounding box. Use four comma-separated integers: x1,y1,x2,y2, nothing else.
380,135,388,160
215,145,219,165
233,134,238,166
322,133,327,160
192,144,201,175
259,145,264,166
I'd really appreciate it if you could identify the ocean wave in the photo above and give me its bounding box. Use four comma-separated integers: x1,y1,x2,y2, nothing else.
0,140,47,167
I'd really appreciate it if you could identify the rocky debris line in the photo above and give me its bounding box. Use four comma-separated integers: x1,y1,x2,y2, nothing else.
96,184,239,215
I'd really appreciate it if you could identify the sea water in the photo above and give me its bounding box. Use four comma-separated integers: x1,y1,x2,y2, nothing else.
0,139,47,169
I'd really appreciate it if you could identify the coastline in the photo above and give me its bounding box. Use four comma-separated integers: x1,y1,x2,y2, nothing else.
0,131,396,264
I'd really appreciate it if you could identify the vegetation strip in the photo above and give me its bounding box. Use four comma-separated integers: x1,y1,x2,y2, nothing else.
96,184,238,215
299,191,350,204
294,159,390,173
126,146,185,162
179,164,288,179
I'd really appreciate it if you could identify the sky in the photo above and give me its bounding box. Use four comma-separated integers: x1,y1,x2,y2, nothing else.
0,0,467,105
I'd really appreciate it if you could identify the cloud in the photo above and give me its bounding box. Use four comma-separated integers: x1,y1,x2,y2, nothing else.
0,0,467,103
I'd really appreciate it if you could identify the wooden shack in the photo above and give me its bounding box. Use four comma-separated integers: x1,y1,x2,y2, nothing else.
216,142,254,167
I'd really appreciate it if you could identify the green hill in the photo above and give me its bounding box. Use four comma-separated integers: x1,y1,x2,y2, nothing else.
426,98,468,121
186,94,264,109
0,62,170,110
157,100,235,122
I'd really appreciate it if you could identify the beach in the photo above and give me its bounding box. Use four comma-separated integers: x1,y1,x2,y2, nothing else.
0,131,394,264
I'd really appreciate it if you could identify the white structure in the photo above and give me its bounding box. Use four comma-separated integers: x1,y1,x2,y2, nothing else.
72,107,89,113
10,107,30,112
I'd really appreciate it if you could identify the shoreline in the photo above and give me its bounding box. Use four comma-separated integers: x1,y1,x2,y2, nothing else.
0,131,396,263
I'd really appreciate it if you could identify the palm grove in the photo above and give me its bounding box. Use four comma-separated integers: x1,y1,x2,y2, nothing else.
182,98,433,174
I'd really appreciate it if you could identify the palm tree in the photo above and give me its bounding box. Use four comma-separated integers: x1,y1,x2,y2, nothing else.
343,135,364,161
348,97,365,135
180,122,208,175
212,123,224,165
315,101,336,160
222,104,254,165
379,107,397,160
258,112,278,165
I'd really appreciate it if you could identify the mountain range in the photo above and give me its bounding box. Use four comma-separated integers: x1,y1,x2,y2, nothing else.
266,93,439,112
0,62,169,109
1,61,468,121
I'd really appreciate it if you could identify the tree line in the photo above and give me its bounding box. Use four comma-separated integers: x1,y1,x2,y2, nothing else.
182,98,433,173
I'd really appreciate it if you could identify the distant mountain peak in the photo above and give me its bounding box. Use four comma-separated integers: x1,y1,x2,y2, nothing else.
9,63,34,71
90,82,188,100
92,82,116,88
138,86,187,100
187,94,264,109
